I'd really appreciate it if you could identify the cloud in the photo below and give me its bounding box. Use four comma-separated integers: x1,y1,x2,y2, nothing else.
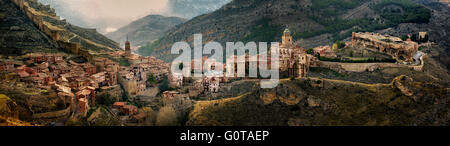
45,0,170,33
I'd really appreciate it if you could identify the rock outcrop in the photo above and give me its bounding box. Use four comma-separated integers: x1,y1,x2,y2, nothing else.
0,94,19,119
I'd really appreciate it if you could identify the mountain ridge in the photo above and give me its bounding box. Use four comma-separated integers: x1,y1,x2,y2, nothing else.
138,0,439,63
106,15,186,49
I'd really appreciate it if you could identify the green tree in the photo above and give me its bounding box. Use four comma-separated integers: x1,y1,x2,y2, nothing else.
97,93,115,106
306,48,314,54
335,41,346,49
147,73,157,86
159,75,170,92
400,35,408,41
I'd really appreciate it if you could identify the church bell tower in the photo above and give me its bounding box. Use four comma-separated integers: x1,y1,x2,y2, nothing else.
282,28,293,46
125,36,131,56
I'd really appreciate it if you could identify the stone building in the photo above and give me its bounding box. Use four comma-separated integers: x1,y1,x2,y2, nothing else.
222,28,311,79
313,46,337,58
117,40,170,96
15,65,38,78
112,102,138,115
83,63,97,75
287,51,312,78
76,87,95,107
169,73,183,89
29,53,63,63
0,61,14,72
78,98,89,117
274,28,312,78
202,70,224,93
351,32,418,63
279,28,295,71
162,91,178,100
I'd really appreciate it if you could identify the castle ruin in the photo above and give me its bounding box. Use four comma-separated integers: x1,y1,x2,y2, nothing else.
351,32,418,63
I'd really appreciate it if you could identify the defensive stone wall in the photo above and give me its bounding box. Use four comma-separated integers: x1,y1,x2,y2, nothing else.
32,106,71,119
314,58,425,73
10,0,119,60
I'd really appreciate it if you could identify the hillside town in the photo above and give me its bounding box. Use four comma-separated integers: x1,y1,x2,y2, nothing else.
1,0,448,127
0,23,431,125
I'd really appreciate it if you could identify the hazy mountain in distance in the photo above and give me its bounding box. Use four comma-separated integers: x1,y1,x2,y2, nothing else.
105,15,186,48
169,0,232,18
37,0,94,29
37,0,231,34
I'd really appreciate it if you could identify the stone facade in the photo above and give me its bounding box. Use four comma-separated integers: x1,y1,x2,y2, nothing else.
13,54,125,117
78,98,89,117
0,61,14,72
125,37,131,56
222,28,311,79
112,102,138,115
169,73,183,89
117,40,169,96
275,28,311,78
28,53,63,63
313,46,336,58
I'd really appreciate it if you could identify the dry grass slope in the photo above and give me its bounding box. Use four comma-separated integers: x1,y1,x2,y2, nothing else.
186,76,449,126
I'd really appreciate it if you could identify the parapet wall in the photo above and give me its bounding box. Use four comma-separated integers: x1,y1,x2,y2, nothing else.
32,106,72,119
314,57,425,73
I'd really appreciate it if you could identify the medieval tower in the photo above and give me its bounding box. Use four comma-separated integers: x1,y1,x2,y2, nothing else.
282,28,293,47
125,36,131,56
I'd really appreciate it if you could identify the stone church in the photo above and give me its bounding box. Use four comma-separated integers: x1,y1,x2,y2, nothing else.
276,28,312,78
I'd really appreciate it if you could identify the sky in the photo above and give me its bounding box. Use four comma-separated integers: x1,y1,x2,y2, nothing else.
39,0,172,34
38,0,230,34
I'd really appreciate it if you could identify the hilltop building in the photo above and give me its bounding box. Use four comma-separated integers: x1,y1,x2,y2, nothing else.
276,28,312,78
117,39,170,96
351,32,418,63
